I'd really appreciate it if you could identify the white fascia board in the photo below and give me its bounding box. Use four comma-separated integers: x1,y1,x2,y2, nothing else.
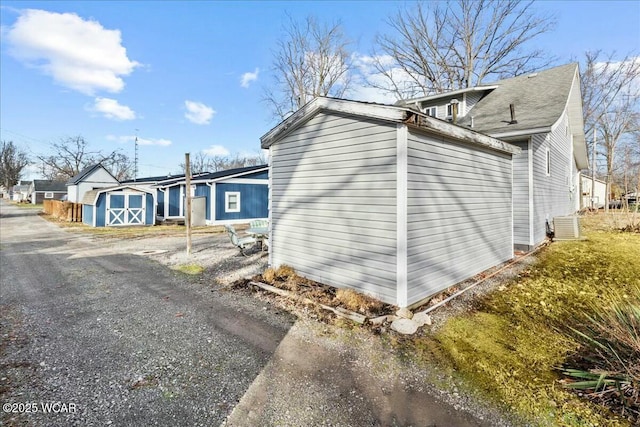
407,114,522,156
488,127,552,140
260,97,407,148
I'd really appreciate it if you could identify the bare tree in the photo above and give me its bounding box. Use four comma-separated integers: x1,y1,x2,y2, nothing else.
580,51,640,209
370,0,555,99
0,141,30,189
264,15,352,119
179,152,267,174
37,136,133,181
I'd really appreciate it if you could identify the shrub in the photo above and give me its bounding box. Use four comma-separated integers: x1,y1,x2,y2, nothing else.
562,291,640,423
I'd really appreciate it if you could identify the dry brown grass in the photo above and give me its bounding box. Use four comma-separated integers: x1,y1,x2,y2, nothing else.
334,288,384,314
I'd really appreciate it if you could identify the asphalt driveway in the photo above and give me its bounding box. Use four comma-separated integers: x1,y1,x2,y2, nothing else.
1,200,508,426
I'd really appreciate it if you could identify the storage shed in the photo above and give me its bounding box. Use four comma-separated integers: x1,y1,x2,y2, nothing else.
261,98,521,307
82,186,155,227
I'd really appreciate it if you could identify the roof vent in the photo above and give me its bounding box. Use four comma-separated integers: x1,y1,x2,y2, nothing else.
509,103,518,124
527,73,538,78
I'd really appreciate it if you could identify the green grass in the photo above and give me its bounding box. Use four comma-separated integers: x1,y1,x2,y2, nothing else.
414,214,640,426
172,264,204,275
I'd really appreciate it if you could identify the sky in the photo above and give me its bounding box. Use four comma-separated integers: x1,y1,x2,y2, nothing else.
1,1,639,179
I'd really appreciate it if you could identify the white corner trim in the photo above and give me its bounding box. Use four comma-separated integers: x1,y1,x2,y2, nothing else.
528,137,534,246
396,124,408,307
268,147,274,266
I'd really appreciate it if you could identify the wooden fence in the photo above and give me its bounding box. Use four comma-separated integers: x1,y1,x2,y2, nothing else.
43,200,83,222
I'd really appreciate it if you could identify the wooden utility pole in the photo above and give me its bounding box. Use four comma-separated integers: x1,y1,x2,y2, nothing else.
185,153,192,255
591,130,596,210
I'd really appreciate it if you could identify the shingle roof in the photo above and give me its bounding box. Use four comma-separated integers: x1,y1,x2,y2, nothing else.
193,165,268,181
67,163,117,185
32,180,67,192
457,63,579,135
121,174,186,184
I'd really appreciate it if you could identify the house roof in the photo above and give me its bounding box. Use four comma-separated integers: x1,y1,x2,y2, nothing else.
67,163,118,185
121,174,190,184
154,172,211,187
81,185,154,206
393,85,499,106
260,97,520,156
154,166,268,187
32,180,67,192
456,63,579,135
398,63,589,169
191,165,268,182
13,183,32,192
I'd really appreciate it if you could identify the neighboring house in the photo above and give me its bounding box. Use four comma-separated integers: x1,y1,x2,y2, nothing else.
11,181,32,202
154,165,268,225
261,97,520,307
67,164,119,203
28,180,67,204
121,174,195,219
82,186,155,227
397,63,589,250
581,175,607,209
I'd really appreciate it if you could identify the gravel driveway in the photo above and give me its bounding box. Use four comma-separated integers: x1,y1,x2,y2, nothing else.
1,200,513,426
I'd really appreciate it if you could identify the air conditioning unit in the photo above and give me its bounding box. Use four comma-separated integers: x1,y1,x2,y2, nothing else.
553,216,582,240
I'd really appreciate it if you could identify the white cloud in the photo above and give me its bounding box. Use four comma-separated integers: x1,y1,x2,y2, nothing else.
202,145,230,156
91,97,136,120
184,100,215,125
347,53,418,104
240,68,259,88
5,9,140,95
106,134,171,146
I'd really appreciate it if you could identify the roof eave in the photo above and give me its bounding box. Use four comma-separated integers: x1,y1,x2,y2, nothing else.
261,97,407,148
395,85,499,106
405,113,521,156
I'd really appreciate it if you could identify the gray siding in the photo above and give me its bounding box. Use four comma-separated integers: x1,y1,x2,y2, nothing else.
270,112,399,304
511,140,531,247
406,131,513,304
464,92,483,115
532,113,575,245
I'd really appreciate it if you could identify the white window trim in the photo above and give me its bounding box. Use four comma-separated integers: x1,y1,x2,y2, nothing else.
225,192,241,213
44,192,54,198
545,147,551,176
424,106,437,117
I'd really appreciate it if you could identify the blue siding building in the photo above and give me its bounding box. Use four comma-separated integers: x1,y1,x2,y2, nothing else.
81,186,156,227
155,165,268,225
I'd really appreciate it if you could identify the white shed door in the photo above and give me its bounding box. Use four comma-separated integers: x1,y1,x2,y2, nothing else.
107,193,145,226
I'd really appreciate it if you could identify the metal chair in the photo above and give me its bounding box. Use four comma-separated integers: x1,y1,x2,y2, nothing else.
224,224,257,256
249,219,269,229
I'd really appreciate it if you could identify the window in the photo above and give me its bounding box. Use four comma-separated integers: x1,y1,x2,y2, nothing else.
446,103,453,117
44,192,54,199
546,147,551,176
225,192,241,213
424,106,437,117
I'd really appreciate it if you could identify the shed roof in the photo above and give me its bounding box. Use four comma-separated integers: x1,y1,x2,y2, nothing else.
260,97,520,156
81,185,154,206
32,180,67,192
